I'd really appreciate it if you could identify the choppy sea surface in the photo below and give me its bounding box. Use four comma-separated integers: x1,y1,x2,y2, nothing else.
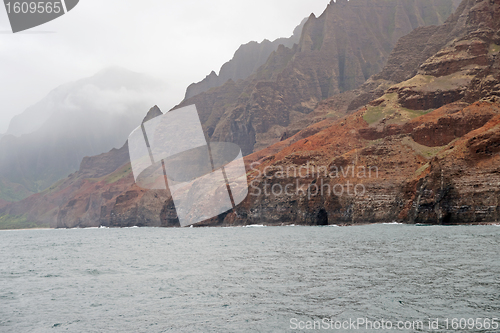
0,224,499,332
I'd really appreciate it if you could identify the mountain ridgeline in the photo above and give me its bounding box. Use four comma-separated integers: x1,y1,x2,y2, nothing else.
175,0,461,155
184,18,308,100
4,0,500,229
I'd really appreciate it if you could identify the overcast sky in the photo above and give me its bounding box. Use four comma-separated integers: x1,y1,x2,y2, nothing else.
0,0,329,133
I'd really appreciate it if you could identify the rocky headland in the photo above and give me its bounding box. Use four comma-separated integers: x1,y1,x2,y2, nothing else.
1,0,499,229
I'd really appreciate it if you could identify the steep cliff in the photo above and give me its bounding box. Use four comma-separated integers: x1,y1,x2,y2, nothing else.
175,0,460,155
203,0,500,226
4,0,498,229
345,0,480,111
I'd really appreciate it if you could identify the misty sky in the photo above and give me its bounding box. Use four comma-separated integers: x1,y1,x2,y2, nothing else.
0,0,329,133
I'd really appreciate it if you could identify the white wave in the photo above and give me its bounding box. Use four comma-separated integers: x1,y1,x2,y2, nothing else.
245,224,266,228
383,222,403,225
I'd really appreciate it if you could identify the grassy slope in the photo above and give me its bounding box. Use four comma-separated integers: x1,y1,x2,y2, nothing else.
0,214,49,230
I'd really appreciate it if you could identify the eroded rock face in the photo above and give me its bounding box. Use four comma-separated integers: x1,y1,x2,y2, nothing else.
200,100,500,227
392,0,500,110
467,126,500,157
409,117,500,225
357,101,499,146
107,188,168,228
3,0,499,229
397,85,468,110
420,39,490,77
410,102,500,146
184,0,500,227
175,0,459,155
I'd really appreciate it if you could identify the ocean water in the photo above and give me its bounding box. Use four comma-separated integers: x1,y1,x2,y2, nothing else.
0,225,499,333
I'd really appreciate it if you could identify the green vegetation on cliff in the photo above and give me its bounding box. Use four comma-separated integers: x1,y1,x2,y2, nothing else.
0,214,48,230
